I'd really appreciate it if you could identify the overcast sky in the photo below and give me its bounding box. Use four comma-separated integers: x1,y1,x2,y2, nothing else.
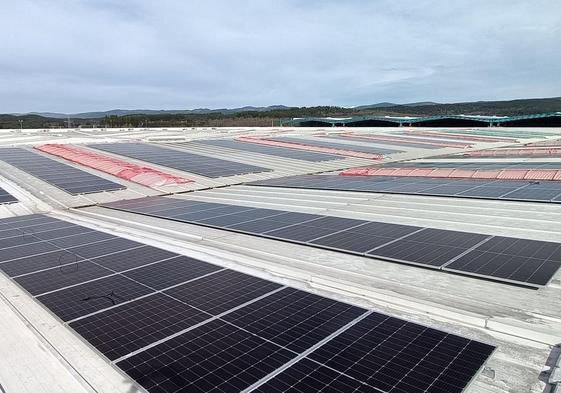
2,0,561,113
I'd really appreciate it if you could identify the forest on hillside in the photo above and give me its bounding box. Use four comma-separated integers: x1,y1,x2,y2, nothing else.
2,97,560,129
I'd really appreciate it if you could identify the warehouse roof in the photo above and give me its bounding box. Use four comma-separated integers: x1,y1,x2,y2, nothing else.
0,125,560,393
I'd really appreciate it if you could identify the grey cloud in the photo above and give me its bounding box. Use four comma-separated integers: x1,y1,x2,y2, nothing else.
1,0,560,112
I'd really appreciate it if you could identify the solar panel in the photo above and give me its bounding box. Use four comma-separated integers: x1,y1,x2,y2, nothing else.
68,237,144,259
0,186,17,204
307,313,495,393
500,188,561,201
36,274,155,322
103,196,561,287
269,136,400,155
0,213,494,392
164,269,282,315
326,134,441,149
444,237,561,286
91,245,177,272
195,139,341,161
0,148,125,194
14,261,113,296
122,255,223,290
117,319,298,393
369,229,488,268
0,241,61,263
89,142,271,178
252,358,378,392
70,293,213,360
8,223,88,240
221,288,365,353
0,250,83,277
310,222,420,253
393,161,561,169
248,174,561,204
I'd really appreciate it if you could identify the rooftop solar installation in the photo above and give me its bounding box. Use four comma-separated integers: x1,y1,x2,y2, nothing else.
103,196,561,287
0,213,494,392
0,186,17,204
393,161,561,169
0,148,125,195
89,142,271,178
196,139,342,161
248,174,561,203
269,136,401,155
325,134,443,149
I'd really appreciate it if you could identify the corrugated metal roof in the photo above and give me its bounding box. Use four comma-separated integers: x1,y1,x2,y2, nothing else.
0,126,560,393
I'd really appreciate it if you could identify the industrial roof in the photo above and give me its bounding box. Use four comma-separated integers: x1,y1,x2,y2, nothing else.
0,125,560,393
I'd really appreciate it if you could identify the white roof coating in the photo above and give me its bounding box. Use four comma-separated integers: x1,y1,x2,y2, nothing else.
0,126,561,393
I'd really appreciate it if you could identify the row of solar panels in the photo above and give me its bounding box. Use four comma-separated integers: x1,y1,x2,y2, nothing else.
0,144,274,195
250,174,561,203
0,139,351,196
268,136,402,154
3,143,561,204
104,196,561,288
0,148,125,195
325,134,442,149
389,161,561,169
0,214,494,393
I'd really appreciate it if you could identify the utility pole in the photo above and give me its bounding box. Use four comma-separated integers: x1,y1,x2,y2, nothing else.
67,116,71,129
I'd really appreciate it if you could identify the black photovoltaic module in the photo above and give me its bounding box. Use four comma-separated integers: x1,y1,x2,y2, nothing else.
194,139,341,161
103,196,561,287
325,134,442,149
0,213,494,393
248,174,561,203
0,186,17,204
269,136,401,155
0,148,125,194
89,142,271,178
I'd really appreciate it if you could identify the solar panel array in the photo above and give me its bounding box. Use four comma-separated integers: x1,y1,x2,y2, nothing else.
195,139,341,161
0,186,17,204
0,148,125,195
89,143,271,178
248,174,561,203
0,213,494,392
325,134,442,149
104,196,561,287
392,161,561,169
269,136,401,155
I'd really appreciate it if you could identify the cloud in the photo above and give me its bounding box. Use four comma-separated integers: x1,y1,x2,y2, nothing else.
1,0,560,112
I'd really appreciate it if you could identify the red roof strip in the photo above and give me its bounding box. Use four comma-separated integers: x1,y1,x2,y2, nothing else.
236,136,384,160
523,170,557,181
497,170,529,180
35,144,192,187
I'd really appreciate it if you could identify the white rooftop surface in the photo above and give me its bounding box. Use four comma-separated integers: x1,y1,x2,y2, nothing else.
0,126,561,393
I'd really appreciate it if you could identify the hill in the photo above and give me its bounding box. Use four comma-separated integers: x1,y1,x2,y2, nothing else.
2,97,560,128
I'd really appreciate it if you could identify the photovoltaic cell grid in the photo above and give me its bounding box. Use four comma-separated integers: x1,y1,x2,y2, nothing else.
0,213,494,393
103,196,561,287
268,136,401,155
89,142,271,178
0,186,17,204
194,139,341,162
324,134,442,149
0,148,125,195
390,161,561,169
248,174,561,203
